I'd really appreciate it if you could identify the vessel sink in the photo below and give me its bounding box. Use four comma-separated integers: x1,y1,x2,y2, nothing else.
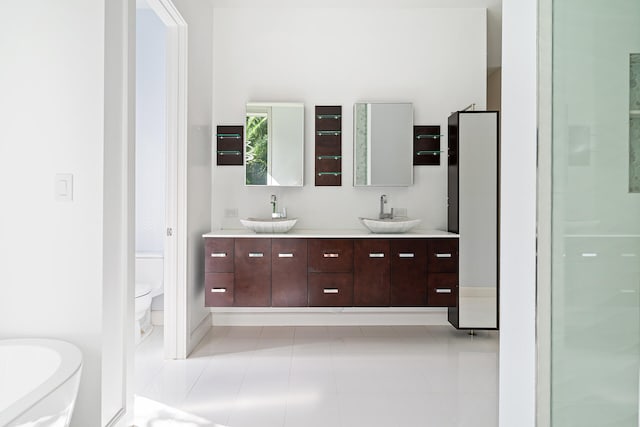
359,217,421,234
240,217,298,233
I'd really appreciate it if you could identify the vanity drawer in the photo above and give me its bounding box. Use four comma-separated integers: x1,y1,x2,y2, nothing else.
308,273,353,307
205,238,234,273
427,239,459,273
354,239,390,306
427,273,458,307
205,273,234,307
390,239,427,306
272,238,308,307
308,239,353,273
234,239,271,307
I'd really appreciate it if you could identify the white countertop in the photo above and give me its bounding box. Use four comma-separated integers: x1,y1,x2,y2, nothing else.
203,229,459,238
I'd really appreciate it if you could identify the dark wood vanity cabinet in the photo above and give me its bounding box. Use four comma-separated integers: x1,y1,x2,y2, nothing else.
354,239,390,306
426,239,459,307
204,238,235,306
271,239,308,307
204,236,458,309
427,273,458,307
307,239,354,306
390,240,428,306
307,239,353,273
308,273,354,307
234,239,271,306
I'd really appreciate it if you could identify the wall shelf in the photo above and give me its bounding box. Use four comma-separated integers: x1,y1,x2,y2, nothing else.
216,125,243,166
315,105,342,186
414,125,442,166
416,134,443,140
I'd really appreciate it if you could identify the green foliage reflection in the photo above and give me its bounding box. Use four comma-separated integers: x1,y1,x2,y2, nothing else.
245,115,268,185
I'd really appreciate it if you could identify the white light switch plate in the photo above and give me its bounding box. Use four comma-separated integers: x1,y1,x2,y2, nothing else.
55,173,73,202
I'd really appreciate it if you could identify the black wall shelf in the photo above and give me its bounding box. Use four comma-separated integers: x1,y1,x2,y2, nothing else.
414,125,442,166
315,106,342,186
216,125,243,166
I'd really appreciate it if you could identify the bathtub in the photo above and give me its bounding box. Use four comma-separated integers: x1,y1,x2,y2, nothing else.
0,339,82,427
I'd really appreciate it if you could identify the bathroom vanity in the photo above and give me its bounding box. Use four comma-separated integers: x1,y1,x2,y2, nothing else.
202,230,459,308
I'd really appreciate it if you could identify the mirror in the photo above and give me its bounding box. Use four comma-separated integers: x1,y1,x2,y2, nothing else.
245,102,304,186
353,103,413,186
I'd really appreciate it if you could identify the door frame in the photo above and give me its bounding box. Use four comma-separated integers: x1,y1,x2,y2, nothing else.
143,0,188,359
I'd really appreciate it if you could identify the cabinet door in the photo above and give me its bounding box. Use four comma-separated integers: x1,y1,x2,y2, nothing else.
427,239,459,273
205,238,234,273
272,239,308,307
234,239,271,307
308,239,353,273
308,273,353,306
427,273,458,307
205,273,234,307
354,239,390,306
390,239,427,306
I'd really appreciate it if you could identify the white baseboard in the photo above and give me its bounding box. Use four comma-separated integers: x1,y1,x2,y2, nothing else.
209,307,449,326
151,310,164,326
188,312,212,355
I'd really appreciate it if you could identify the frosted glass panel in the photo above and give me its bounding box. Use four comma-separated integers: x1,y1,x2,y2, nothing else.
136,10,167,254
629,54,640,192
552,1,640,426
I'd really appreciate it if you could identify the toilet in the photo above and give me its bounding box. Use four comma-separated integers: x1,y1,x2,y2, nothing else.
135,253,164,344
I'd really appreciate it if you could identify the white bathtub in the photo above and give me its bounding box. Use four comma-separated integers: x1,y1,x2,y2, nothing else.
0,339,82,427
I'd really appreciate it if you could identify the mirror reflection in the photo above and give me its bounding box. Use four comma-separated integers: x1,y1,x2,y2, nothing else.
353,103,413,186
245,102,304,186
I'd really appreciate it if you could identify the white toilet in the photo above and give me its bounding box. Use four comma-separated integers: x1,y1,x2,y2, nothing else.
135,252,164,344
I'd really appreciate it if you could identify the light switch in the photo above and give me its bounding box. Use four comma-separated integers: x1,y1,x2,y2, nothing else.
55,173,73,202
224,208,238,218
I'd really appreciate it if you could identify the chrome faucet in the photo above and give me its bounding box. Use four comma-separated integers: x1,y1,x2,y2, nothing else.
379,194,393,219
271,194,287,219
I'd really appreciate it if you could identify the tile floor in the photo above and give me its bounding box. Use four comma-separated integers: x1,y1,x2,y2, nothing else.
134,325,498,427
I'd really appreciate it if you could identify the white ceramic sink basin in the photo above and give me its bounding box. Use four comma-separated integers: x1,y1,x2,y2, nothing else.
359,217,421,234
240,218,298,233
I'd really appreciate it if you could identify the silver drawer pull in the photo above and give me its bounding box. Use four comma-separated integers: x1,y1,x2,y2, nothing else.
211,288,227,293
435,288,452,294
399,253,415,258
435,253,452,258
323,253,339,258
323,288,339,294
581,253,597,257
369,253,385,258
278,253,294,258
249,252,264,258
211,252,227,258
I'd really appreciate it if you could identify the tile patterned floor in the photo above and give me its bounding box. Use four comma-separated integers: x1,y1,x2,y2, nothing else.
135,325,498,427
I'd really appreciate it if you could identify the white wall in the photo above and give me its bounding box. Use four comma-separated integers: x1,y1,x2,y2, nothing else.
499,0,537,426
211,6,487,231
0,1,120,425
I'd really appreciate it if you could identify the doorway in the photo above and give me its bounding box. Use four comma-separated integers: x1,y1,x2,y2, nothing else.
135,0,188,360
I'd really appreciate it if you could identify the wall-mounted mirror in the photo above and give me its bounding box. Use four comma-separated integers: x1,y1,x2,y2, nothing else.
245,102,304,186
353,103,413,186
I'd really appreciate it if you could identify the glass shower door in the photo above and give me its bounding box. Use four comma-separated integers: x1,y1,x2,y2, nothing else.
551,1,640,426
